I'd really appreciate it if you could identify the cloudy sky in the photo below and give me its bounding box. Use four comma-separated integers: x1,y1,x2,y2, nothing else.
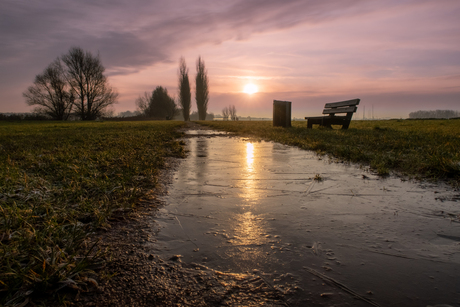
1,0,459,118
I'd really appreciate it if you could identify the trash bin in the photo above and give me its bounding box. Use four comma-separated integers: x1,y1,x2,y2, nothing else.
273,100,291,127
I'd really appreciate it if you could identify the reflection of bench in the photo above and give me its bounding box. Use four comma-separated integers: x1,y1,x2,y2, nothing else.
305,99,360,129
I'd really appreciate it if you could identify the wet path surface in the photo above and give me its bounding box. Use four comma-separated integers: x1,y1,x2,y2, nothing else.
151,130,460,306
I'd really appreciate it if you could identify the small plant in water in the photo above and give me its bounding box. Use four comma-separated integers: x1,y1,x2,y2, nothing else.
314,174,323,181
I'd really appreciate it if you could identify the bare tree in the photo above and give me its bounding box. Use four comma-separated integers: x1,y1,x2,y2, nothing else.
222,107,229,121
229,105,237,121
135,92,151,115
23,59,74,120
195,56,209,120
178,57,191,121
62,47,118,120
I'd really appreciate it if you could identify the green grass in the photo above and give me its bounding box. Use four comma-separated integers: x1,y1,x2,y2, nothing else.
0,120,185,305
200,119,460,183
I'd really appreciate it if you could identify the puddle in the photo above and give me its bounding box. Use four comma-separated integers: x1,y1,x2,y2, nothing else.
151,130,460,306
183,129,234,137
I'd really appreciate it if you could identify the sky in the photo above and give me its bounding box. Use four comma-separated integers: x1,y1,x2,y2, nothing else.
1,0,459,119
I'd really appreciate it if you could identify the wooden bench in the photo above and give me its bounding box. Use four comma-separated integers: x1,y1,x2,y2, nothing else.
305,98,360,129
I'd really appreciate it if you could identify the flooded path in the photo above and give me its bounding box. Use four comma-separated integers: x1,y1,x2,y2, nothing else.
151,129,460,306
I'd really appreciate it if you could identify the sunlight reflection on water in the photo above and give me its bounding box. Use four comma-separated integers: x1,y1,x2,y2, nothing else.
246,142,254,169
229,141,268,263
241,142,259,203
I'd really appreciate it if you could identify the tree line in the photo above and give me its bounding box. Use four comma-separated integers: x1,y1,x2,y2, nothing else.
135,56,209,121
409,110,459,119
24,47,118,120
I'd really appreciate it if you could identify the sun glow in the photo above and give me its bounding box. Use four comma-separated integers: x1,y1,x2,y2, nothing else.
243,83,258,95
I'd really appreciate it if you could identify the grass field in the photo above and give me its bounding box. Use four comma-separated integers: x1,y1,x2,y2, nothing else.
0,121,185,304
1,118,459,304
200,119,460,183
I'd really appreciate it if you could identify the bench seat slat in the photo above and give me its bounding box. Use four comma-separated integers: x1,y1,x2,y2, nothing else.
322,106,357,115
324,98,360,108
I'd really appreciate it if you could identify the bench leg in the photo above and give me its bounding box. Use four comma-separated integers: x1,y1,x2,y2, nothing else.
307,121,312,129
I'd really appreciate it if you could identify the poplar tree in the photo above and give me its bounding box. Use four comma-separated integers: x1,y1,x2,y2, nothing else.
195,56,209,120
178,57,191,121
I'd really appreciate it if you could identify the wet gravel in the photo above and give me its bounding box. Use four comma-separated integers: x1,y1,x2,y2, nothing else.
76,202,286,306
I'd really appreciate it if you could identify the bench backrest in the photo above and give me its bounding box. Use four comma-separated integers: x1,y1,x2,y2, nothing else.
322,98,360,115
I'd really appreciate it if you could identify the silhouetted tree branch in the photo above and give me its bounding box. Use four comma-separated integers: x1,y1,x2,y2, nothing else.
178,57,191,121
195,56,209,120
23,59,74,120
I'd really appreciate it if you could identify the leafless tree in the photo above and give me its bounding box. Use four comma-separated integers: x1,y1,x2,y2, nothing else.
135,92,150,115
23,59,74,120
178,57,191,121
195,56,209,120
61,47,118,120
222,107,229,120
229,105,237,121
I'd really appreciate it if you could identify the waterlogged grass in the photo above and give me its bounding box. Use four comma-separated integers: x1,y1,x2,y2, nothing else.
0,121,185,304
200,119,460,183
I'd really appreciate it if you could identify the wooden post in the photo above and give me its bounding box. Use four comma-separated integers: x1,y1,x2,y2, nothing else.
273,100,292,127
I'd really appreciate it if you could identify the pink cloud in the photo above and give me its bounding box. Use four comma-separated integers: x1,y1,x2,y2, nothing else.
1,0,459,117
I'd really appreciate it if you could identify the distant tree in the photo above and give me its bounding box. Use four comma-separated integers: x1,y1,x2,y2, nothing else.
195,56,209,120
189,111,214,121
409,110,459,119
229,105,237,121
118,110,141,118
61,47,118,120
136,86,177,119
101,108,115,118
23,59,74,120
135,92,150,116
222,106,229,121
178,57,191,121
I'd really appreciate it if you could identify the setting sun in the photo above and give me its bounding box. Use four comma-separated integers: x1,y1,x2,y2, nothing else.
243,83,258,95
